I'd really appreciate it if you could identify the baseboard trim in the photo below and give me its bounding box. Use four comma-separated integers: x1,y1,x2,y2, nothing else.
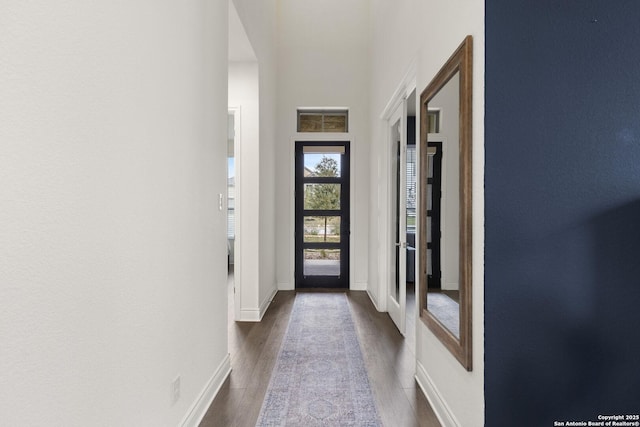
351,281,368,291
238,286,277,321
415,360,459,427
366,289,383,312
259,286,278,319
278,281,293,290
238,308,261,322
180,354,231,427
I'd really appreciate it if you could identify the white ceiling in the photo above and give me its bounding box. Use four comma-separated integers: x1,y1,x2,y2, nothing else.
229,3,256,62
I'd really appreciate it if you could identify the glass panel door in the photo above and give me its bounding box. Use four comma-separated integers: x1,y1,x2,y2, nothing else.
387,101,407,334
295,142,350,288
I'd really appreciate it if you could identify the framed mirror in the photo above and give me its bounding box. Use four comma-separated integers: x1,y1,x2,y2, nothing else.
419,36,473,370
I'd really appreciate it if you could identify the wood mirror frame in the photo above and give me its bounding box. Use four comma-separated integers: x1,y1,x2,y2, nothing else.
419,35,473,371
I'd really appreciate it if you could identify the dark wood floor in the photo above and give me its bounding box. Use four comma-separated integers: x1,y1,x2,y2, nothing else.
199,274,440,427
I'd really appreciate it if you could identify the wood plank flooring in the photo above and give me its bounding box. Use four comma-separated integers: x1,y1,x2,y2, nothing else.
199,274,440,427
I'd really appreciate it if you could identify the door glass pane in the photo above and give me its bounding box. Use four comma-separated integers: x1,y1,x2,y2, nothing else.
407,211,416,234
304,249,340,276
427,110,440,133
407,146,417,233
303,216,340,242
391,118,401,302
303,146,343,178
428,154,434,178
304,184,341,210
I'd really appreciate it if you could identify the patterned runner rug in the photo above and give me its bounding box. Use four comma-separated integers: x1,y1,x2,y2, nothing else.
256,292,382,426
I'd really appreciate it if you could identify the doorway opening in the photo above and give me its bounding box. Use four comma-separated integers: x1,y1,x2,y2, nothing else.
295,141,350,289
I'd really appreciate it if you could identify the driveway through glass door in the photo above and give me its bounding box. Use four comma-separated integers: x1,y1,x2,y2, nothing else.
295,141,350,288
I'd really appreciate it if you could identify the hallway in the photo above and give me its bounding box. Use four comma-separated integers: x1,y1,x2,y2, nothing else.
199,274,440,426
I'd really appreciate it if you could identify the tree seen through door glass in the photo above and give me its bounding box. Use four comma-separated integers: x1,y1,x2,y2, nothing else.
303,154,341,244
304,184,341,211
303,153,341,177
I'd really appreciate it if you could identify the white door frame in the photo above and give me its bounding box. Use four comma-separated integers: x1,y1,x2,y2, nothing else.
386,101,407,334
228,107,242,320
378,60,417,334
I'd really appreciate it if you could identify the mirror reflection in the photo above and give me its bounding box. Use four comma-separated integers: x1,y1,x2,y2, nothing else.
426,71,460,338
419,35,472,370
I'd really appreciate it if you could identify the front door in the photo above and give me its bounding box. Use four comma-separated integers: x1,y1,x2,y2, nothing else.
295,141,350,288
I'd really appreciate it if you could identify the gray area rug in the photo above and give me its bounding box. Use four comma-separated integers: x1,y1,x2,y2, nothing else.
256,293,382,426
427,293,460,337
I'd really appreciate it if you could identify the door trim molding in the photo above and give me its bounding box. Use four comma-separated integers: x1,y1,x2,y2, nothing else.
228,107,242,321
380,58,417,119
385,102,408,334
378,59,417,312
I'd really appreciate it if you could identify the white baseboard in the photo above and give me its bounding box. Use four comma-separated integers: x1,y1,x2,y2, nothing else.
238,286,277,321
366,289,383,312
351,281,368,291
180,354,231,427
415,361,460,427
278,281,293,290
238,308,261,322
259,286,278,319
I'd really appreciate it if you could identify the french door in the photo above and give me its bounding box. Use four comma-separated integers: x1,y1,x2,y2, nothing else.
387,102,407,333
295,141,350,288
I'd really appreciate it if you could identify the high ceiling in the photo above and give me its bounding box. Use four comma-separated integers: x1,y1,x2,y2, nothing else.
229,3,256,62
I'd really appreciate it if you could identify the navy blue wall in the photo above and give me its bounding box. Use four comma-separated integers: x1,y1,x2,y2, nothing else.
485,1,640,425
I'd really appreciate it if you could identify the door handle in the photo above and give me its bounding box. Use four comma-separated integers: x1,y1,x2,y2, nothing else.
395,242,407,248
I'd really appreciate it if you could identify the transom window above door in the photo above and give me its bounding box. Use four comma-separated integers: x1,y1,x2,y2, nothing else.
297,109,349,132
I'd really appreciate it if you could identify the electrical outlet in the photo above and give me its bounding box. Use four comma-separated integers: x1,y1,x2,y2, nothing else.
171,376,181,406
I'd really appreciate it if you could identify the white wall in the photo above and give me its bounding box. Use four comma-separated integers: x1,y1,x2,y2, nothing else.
231,0,279,315
275,0,371,290
0,1,230,426
369,0,485,426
